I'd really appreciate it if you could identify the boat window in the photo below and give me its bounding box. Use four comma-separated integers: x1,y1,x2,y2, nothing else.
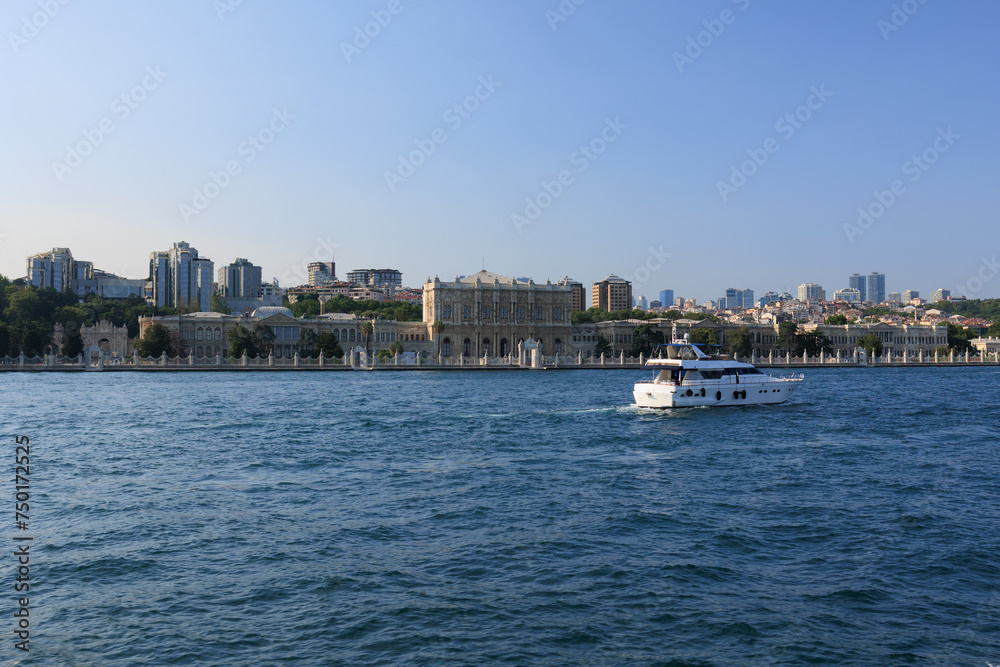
700,370,724,380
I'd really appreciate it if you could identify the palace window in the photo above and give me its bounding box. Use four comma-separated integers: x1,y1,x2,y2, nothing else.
482,305,491,319
442,305,452,319
517,306,525,319
442,338,451,356
463,338,471,356
500,306,508,319
535,306,543,320
463,306,472,320
553,308,562,321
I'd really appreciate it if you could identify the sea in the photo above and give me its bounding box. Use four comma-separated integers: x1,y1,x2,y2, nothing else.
1,367,999,666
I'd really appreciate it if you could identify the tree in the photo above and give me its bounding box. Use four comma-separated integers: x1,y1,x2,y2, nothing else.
63,330,84,359
662,310,682,321
388,340,403,356
316,332,344,359
799,330,833,356
290,295,321,318
254,324,276,356
361,321,374,356
136,323,173,358
227,325,258,358
210,293,231,315
987,322,1000,337
824,314,849,325
630,323,665,357
432,320,445,357
688,327,719,347
777,322,799,352
857,334,884,359
726,327,753,358
945,322,973,353
594,334,612,358
297,327,318,357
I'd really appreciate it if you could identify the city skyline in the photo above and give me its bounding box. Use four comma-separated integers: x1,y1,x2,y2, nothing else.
2,2,999,301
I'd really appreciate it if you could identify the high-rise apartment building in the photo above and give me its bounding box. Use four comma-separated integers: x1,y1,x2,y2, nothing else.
557,277,585,312
867,272,886,304
848,273,867,303
346,268,403,288
887,292,902,304
592,275,632,312
308,261,336,287
902,290,920,302
149,241,215,311
931,289,950,302
26,247,83,292
834,288,862,304
217,258,262,299
798,282,826,302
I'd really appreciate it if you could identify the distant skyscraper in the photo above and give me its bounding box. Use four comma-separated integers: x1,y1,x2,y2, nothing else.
637,295,648,310
149,241,214,311
723,287,754,309
218,258,262,299
931,289,950,302
902,290,920,302
867,272,886,304
849,273,867,302
26,247,79,292
887,292,902,304
347,268,402,288
659,289,674,309
798,282,825,302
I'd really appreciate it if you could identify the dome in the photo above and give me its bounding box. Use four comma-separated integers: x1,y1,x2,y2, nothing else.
251,306,295,319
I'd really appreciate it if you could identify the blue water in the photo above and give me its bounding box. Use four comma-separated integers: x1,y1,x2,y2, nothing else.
2,367,999,666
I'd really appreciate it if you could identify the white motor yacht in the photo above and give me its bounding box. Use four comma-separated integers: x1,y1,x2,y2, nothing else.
633,337,804,408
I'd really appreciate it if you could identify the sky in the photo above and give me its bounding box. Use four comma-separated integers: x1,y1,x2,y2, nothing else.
1,0,998,305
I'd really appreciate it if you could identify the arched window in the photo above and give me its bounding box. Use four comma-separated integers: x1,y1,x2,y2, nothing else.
196,327,204,341
349,329,356,342
215,327,222,341
442,338,451,357
463,338,471,356
196,345,203,356
500,338,508,356
554,338,562,355
482,338,490,356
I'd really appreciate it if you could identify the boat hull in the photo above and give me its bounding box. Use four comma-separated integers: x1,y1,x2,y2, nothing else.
633,379,802,409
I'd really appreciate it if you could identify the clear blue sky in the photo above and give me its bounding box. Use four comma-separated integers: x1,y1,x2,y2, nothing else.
2,0,998,304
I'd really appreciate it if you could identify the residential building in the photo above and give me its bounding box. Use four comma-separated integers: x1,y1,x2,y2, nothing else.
722,288,754,309
887,292,902,304
902,290,920,302
217,258,262,299
557,277,585,312
308,261,336,286
834,288,862,304
849,273,867,303
931,289,950,303
592,275,632,312
148,241,215,311
650,300,662,310
798,283,825,302
346,268,403,288
867,272,886,304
